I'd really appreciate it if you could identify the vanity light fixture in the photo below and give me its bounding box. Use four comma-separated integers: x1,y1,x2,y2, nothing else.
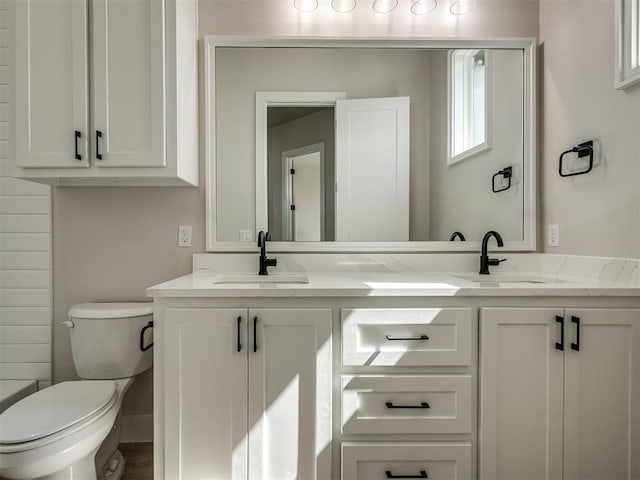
294,0,318,12
332,0,356,12
449,0,476,14
410,0,437,15
295,0,474,14
372,0,398,13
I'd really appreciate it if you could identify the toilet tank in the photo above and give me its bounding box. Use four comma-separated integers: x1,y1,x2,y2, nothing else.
66,303,154,379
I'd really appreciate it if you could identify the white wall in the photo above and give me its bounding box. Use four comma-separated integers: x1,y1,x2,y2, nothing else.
0,4,52,389
540,0,640,258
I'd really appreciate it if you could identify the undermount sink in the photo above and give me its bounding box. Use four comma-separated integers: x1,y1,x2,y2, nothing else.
456,274,568,284
212,274,309,285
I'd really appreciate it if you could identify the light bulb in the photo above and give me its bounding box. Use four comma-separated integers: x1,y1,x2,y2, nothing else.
410,0,437,14
449,0,476,14
294,0,318,12
372,0,398,13
332,0,356,12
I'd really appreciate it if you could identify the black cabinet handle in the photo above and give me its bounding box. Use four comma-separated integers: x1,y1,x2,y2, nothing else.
386,471,428,479
96,130,103,160
139,321,154,352
571,316,580,351
74,130,82,160
386,402,430,409
253,316,258,353
237,316,242,352
555,316,564,351
385,335,429,341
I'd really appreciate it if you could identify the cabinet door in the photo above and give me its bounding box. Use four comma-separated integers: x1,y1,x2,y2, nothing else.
92,0,165,167
248,308,332,480
14,0,89,168
480,308,564,480
164,308,248,480
563,309,640,480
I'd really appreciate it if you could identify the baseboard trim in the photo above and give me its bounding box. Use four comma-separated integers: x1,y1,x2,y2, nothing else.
121,414,153,443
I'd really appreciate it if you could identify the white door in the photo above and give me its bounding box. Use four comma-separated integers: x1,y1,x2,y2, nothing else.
563,309,640,480
92,0,165,167
480,308,564,480
248,309,332,480
288,151,323,241
164,308,248,480
335,97,410,241
13,0,89,168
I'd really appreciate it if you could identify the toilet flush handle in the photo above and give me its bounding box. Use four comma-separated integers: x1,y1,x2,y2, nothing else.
61,320,74,328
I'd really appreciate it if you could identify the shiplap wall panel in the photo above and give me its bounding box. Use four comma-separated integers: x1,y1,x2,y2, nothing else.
0,270,50,288
0,215,51,233
0,233,51,251
0,307,51,326
0,11,52,384
0,344,50,363
0,326,51,344
0,364,50,382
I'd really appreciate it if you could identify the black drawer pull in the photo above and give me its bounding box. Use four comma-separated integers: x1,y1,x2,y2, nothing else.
386,402,430,409
96,130,103,160
253,316,258,353
555,316,564,351
74,130,82,160
237,316,242,352
385,335,429,341
386,471,428,479
571,316,580,351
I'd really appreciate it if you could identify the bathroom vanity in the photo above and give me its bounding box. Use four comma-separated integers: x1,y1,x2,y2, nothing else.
148,254,640,480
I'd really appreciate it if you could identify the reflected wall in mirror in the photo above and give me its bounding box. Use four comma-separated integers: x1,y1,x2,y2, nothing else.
207,38,535,251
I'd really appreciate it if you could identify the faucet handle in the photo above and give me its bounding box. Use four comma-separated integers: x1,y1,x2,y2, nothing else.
265,231,272,242
488,258,507,266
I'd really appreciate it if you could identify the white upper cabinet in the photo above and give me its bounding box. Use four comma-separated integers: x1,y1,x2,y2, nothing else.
14,0,89,168
9,0,198,186
92,0,165,168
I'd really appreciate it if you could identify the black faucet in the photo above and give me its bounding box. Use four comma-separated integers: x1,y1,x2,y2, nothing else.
479,230,506,274
449,231,466,241
257,230,277,275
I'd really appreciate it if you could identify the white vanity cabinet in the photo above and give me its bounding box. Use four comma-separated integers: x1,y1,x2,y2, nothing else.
9,0,198,186
159,307,332,480
480,307,640,480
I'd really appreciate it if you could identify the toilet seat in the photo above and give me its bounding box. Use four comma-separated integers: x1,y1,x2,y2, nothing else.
0,381,117,452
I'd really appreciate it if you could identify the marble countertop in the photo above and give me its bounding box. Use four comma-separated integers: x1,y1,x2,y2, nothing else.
147,270,640,298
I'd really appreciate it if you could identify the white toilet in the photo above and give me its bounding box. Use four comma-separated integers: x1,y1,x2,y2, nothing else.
0,303,154,480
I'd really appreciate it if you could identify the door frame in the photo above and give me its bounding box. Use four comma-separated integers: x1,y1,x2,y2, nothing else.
255,91,345,236
282,142,326,241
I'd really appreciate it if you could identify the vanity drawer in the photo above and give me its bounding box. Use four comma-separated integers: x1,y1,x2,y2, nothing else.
341,375,472,434
342,308,472,366
341,442,472,480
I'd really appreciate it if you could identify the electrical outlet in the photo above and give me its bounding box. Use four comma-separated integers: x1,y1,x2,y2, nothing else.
178,225,192,247
240,229,253,242
547,224,560,247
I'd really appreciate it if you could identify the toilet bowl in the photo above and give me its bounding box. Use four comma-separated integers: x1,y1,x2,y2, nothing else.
0,303,153,480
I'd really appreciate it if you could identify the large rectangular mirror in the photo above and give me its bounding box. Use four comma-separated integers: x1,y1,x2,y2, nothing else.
205,37,536,252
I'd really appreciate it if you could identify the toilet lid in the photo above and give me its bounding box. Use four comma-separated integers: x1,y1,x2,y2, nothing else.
0,380,117,445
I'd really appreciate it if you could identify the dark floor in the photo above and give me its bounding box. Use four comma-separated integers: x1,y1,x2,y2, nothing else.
120,442,153,480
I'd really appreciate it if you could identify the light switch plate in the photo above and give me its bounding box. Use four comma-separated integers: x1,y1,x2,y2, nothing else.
178,225,192,247
547,224,560,247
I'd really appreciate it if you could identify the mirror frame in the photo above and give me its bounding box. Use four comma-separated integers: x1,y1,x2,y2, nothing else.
205,35,537,252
